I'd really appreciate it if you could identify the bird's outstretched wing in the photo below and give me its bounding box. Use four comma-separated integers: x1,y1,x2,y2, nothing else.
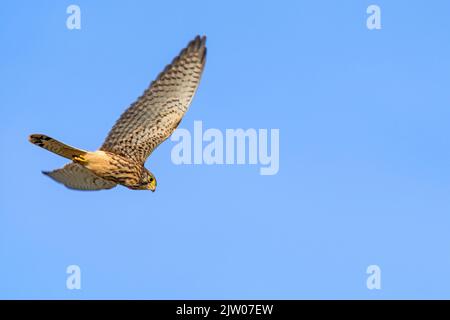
43,163,117,191
100,35,207,164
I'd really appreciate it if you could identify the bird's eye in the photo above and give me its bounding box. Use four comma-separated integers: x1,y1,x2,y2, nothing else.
149,178,154,182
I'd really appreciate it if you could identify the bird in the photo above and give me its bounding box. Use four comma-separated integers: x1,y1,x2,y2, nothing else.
29,35,207,191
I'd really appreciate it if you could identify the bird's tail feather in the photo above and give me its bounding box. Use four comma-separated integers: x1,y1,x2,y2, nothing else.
29,134,87,160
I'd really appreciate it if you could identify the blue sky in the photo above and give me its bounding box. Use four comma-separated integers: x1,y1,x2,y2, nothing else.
1,0,450,299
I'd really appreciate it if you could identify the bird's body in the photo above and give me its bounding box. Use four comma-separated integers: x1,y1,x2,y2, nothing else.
78,150,143,187
29,35,207,191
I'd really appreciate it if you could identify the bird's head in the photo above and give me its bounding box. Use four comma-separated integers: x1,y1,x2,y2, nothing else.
131,168,157,191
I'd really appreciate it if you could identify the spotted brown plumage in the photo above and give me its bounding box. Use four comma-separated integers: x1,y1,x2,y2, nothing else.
101,35,206,164
28,35,207,191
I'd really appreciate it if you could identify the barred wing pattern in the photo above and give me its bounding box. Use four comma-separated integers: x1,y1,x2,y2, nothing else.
100,36,207,164
43,163,117,191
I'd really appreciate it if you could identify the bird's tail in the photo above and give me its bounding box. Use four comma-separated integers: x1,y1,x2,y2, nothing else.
29,134,87,160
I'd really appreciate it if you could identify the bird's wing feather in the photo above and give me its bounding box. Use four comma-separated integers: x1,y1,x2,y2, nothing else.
100,35,207,164
43,163,117,191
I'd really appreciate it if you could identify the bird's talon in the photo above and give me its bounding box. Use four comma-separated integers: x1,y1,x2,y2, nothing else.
73,155,87,164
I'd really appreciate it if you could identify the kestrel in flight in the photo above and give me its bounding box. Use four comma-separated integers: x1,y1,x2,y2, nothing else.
29,35,207,191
